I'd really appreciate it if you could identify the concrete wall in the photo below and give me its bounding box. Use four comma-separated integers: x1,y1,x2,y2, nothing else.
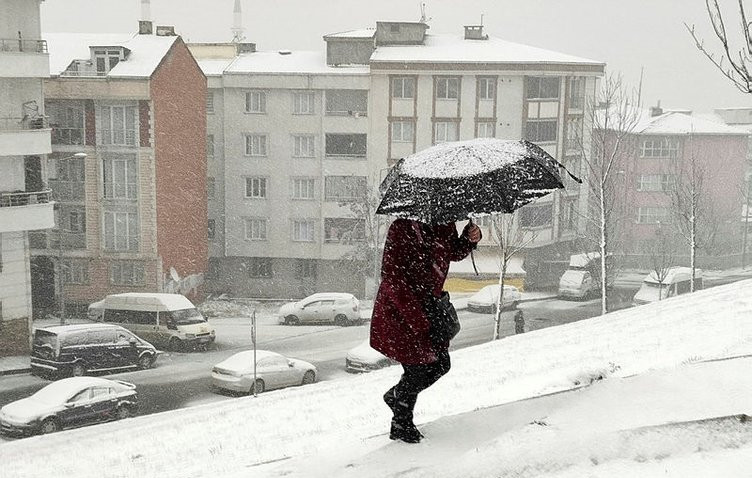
326,40,373,66
0,0,41,39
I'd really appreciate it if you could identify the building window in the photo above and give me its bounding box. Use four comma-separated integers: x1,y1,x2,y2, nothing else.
293,135,315,157
526,77,560,99
568,77,585,109
638,175,674,192
99,105,137,146
207,219,216,240
247,257,272,278
562,199,577,231
519,204,553,229
565,117,582,150
68,210,86,233
50,157,85,200
434,121,459,143
93,49,122,74
637,207,671,224
392,77,415,99
245,218,267,241
526,120,558,143
296,259,317,279
291,178,315,200
476,121,495,138
245,177,267,198
103,210,139,251
245,134,267,156
324,218,366,243
324,176,367,201
245,91,266,113
207,177,216,199
325,134,367,157
207,91,215,114
391,121,415,143
478,77,496,101
102,155,138,199
110,261,144,285
292,219,315,242
207,134,214,157
640,138,678,158
47,101,85,145
325,90,367,116
435,77,459,100
62,260,89,285
293,91,315,114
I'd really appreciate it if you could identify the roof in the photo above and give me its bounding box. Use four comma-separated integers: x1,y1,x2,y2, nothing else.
370,33,603,67
303,292,357,301
324,28,376,39
197,58,235,77
35,377,128,399
44,32,179,78
635,111,750,136
36,323,121,334
645,267,702,284
103,293,195,311
225,50,369,75
569,252,600,268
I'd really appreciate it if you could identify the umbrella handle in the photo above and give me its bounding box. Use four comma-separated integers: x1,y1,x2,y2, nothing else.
468,219,479,276
556,161,583,184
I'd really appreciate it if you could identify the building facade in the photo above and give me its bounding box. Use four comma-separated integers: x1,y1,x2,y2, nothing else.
0,0,54,355
30,22,208,318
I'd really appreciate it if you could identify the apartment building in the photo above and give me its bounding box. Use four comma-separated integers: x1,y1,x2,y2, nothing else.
30,21,208,317
0,0,53,355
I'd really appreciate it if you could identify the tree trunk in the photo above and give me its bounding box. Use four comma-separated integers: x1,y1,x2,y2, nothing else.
599,182,609,315
493,260,508,341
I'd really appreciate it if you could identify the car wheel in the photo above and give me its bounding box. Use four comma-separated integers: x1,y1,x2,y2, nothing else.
115,404,133,420
39,418,60,434
70,362,86,377
250,379,265,394
138,353,155,370
169,337,183,352
334,314,349,327
285,315,299,326
301,370,316,385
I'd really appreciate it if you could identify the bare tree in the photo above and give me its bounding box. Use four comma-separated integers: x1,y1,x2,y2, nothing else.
646,225,679,300
686,0,752,93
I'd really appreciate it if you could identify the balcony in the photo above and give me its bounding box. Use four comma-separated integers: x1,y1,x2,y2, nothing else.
0,189,55,233
0,39,49,78
0,117,52,156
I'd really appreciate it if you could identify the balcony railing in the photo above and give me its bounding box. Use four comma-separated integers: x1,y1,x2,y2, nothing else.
0,38,48,53
0,189,52,207
0,115,49,131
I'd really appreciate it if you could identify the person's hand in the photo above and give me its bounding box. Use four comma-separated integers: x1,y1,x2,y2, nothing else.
465,223,482,243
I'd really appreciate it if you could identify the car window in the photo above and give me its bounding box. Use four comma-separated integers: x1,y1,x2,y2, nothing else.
90,387,111,400
69,388,91,404
303,301,320,308
321,300,335,307
116,331,132,344
88,330,115,345
260,356,286,368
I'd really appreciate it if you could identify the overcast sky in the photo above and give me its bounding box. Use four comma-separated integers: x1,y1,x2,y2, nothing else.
40,0,751,113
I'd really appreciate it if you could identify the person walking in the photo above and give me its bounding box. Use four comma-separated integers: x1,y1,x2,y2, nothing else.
370,218,481,443
514,308,525,334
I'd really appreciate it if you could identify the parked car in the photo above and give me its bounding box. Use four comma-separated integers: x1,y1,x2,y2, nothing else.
467,285,522,314
345,339,396,373
0,377,138,436
211,350,317,394
30,324,158,378
558,252,603,300
278,293,361,326
632,267,703,306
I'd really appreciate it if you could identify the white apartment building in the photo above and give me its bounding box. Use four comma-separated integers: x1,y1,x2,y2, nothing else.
0,0,54,355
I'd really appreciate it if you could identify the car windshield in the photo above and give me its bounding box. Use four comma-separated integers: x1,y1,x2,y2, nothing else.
31,383,75,405
171,308,206,325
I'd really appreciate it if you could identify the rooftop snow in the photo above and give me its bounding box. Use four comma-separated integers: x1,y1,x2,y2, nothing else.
225,50,369,74
636,111,750,135
324,28,376,39
197,58,235,76
44,32,178,78
370,34,603,66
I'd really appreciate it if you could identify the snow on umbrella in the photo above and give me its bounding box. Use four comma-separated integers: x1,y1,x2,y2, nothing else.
376,138,578,224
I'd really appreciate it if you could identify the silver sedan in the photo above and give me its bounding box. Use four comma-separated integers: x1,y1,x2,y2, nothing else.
211,350,317,394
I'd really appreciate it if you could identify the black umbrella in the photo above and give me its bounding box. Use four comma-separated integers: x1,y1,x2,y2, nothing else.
376,138,579,224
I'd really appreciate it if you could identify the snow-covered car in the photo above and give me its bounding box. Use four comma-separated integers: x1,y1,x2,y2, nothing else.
0,377,138,436
211,350,317,394
278,293,360,326
345,339,396,373
467,285,522,314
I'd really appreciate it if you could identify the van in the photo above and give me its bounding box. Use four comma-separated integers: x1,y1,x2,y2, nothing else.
91,293,215,351
558,253,601,300
632,267,703,306
30,323,157,378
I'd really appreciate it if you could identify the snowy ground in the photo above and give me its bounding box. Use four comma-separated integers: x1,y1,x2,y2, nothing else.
3,279,752,478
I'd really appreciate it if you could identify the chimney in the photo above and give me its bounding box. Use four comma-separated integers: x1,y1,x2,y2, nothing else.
155,25,176,36
139,0,153,35
464,25,488,40
649,100,663,117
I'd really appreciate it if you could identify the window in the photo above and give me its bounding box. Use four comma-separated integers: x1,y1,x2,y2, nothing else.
568,77,585,109
245,218,267,240
62,260,88,285
324,176,367,201
207,91,214,114
391,121,415,142
247,257,272,278
293,135,315,157
637,207,671,224
207,134,214,157
207,177,216,199
110,261,145,285
68,210,86,233
51,157,85,200
324,218,366,243
476,121,495,138
325,134,367,157
392,77,415,99
103,210,139,251
245,134,267,156
434,121,459,143
638,174,674,192
526,77,560,99
207,219,216,240
291,178,315,200
93,49,122,74
292,220,315,242
325,90,367,116
565,117,582,150
293,91,314,114
102,155,138,199
435,77,459,100
99,105,137,146
519,204,553,228
47,101,84,145
296,259,317,279
562,199,578,231
478,77,496,100
245,91,266,113
245,177,267,198
640,138,678,158
526,120,558,143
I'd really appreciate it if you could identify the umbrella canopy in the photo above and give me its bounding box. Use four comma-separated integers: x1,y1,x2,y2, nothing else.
376,138,577,224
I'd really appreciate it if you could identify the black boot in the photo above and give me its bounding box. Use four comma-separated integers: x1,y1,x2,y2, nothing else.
383,387,396,412
389,420,423,443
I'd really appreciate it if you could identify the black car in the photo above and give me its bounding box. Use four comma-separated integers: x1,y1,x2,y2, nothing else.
30,324,157,378
0,377,138,436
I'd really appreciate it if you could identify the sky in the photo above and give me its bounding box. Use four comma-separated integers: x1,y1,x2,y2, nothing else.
40,0,751,113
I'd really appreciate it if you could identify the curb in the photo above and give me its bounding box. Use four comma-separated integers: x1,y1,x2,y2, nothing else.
0,366,32,377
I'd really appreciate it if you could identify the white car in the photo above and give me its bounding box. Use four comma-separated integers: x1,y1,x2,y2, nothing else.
211,350,317,394
345,339,396,373
278,293,360,326
467,285,522,314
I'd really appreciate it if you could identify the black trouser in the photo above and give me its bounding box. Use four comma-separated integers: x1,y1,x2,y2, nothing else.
389,348,451,425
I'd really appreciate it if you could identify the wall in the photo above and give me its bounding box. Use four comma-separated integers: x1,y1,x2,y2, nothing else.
326,40,373,66
0,0,41,39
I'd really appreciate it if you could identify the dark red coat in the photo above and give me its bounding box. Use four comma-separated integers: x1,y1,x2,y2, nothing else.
370,219,476,365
